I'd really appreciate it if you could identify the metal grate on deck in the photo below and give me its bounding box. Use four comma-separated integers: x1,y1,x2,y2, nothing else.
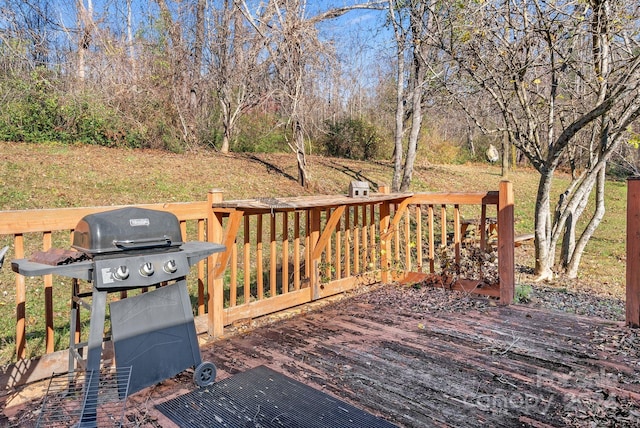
36,366,132,428
155,365,398,428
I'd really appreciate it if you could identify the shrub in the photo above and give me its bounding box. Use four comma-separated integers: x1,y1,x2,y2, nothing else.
421,139,473,165
0,70,61,143
322,117,381,160
0,70,145,147
233,112,289,153
514,284,533,304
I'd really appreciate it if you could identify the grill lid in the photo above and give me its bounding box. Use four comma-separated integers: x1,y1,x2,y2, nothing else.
72,207,184,255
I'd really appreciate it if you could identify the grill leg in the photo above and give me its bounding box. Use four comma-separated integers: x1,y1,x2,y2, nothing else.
69,279,81,374
78,287,107,428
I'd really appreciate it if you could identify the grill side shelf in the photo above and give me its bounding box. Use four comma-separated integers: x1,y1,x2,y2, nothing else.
10,242,224,282
11,259,93,281
181,242,226,265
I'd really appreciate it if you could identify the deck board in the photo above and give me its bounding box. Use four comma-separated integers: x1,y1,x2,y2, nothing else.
6,290,636,427
188,285,640,428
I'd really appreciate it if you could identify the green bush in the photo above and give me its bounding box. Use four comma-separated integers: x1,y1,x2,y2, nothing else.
233,113,288,153
0,70,147,148
322,117,381,160
0,71,61,143
514,284,533,304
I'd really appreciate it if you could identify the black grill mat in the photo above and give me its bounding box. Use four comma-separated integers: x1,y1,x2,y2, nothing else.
155,365,398,428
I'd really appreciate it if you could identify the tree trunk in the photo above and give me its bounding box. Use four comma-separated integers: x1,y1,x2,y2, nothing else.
76,0,93,82
126,0,135,75
221,129,231,154
400,72,423,192
391,22,405,192
466,123,475,157
534,169,555,280
220,97,231,153
501,132,509,178
191,0,205,115
559,177,592,269
294,121,309,188
565,164,607,277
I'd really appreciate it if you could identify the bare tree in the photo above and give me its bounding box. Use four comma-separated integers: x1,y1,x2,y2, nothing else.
210,0,267,154
238,0,385,187
76,0,94,82
153,0,208,148
126,0,135,74
388,0,438,192
434,0,640,280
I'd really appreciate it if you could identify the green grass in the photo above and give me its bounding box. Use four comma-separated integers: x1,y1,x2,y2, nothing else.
0,141,630,364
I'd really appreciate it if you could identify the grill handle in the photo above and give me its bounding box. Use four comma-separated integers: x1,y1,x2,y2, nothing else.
112,236,173,250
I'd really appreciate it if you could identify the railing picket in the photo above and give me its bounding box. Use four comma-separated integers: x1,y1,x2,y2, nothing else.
14,233,25,359
326,208,332,281
43,231,54,354
416,205,423,272
309,208,321,299
256,214,264,300
270,213,277,297
454,205,461,270
354,206,360,274
404,208,411,272
197,219,206,315
380,201,390,283
441,205,447,248
369,204,376,270
428,205,435,273
305,210,311,279
180,220,187,243
230,240,238,307
345,207,351,278
282,212,289,294
294,212,301,291
394,204,400,269
335,215,342,280
480,204,487,250
244,216,251,303
361,205,367,272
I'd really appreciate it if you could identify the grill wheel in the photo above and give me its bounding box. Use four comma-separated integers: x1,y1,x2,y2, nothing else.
194,361,217,387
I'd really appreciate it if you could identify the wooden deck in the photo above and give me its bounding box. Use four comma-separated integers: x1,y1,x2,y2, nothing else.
4,284,639,427
133,284,640,428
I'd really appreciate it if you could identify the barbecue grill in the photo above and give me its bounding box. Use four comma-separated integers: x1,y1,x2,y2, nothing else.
12,207,225,427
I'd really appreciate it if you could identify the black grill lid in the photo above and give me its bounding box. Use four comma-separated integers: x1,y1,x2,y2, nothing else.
72,207,184,254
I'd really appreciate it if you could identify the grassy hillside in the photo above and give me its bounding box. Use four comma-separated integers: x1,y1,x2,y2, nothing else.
0,141,628,362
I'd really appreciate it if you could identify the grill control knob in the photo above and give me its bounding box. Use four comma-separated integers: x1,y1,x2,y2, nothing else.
139,262,154,277
164,259,178,274
114,266,129,280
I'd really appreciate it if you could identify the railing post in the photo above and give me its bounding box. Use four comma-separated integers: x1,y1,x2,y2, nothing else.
498,180,514,305
626,177,640,328
379,185,391,283
207,189,224,337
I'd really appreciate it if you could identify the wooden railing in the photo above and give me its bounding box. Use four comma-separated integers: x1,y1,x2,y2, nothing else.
0,201,212,361
0,181,514,387
207,180,514,337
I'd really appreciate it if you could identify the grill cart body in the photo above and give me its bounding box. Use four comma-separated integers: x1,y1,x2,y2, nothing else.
12,207,225,427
